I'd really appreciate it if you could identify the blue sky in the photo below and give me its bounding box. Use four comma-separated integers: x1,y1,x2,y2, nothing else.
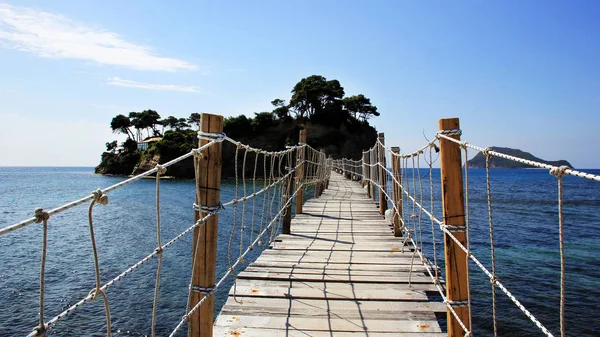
0,1,599,167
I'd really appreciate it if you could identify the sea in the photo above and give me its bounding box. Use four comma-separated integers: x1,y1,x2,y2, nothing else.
0,167,598,336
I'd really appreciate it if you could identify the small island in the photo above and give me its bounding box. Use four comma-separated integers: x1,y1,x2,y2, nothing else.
96,75,381,178
466,146,572,169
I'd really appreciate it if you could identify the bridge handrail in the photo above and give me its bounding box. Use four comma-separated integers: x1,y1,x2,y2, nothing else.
2,114,332,337
332,119,600,337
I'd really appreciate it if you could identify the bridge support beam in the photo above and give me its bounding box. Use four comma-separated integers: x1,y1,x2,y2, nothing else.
189,113,223,337
438,117,471,337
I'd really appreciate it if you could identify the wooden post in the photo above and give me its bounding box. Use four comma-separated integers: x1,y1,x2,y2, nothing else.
438,118,471,336
314,151,322,198
391,147,403,237
362,152,368,191
319,151,326,196
190,113,223,337
369,149,375,200
364,152,371,197
378,133,387,215
295,130,307,215
342,158,346,178
282,150,296,234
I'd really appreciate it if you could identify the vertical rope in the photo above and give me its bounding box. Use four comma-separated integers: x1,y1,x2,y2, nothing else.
88,190,111,337
151,165,167,337
34,208,50,337
428,146,439,283
416,152,425,262
461,144,473,333
550,166,569,337
558,176,566,337
484,150,498,336
249,152,259,250
229,145,240,302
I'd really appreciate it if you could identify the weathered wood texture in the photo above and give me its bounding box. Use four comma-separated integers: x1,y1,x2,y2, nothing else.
191,113,223,337
438,118,470,336
213,173,444,336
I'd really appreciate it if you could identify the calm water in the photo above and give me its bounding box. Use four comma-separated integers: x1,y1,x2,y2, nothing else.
0,167,599,336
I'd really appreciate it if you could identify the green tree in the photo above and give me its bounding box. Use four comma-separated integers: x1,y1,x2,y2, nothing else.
343,94,379,121
105,140,118,153
110,114,135,139
188,113,201,129
289,75,345,120
161,116,180,130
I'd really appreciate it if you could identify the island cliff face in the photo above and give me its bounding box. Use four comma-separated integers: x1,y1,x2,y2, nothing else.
466,146,572,169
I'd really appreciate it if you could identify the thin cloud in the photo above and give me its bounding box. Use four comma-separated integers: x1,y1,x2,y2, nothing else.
0,4,197,72
106,77,201,93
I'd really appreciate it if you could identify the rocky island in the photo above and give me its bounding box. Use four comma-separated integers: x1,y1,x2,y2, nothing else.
95,75,380,178
466,146,572,169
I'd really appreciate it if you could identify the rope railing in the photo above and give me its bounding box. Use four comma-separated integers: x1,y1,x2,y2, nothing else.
1,113,332,337
334,118,600,337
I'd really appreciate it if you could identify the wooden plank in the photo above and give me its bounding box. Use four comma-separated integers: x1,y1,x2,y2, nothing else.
231,278,440,292
215,315,441,333
237,271,433,284
213,173,444,336
213,326,447,337
220,296,446,313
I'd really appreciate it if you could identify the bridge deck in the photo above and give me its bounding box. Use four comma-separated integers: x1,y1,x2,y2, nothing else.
213,173,445,336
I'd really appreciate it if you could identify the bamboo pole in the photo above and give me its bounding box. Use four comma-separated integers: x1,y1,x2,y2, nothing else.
378,133,387,215
295,130,307,215
391,147,403,237
438,117,471,337
189,113,223,337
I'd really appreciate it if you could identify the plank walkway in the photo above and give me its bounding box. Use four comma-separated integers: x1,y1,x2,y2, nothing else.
213,173,445,336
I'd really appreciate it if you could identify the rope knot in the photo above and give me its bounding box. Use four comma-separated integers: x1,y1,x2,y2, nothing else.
437,128,462,137
483,147,493,158
91,189,109,205
550,165,570,178
156,164,167,175
33,208,49,223
192,148,204,157
197,131,226,141
33,323,47,336
459,141,468,150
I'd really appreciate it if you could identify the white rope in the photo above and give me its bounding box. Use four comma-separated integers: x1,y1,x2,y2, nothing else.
150,164,166,337
87,189,111,337
33,208,50,337
1,139,221,237
169,182,306,337
26,212,217,337
550,166,568,337
437,133,600,182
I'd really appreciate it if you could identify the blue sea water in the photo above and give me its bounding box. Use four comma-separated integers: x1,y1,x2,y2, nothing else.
0,167,599,336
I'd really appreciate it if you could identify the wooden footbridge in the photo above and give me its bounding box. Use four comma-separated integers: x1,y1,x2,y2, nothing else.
3,113,588,337
213,173,445,336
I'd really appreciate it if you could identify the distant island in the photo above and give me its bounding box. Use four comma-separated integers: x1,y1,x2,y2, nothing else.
95,75,380,178
466,146,572,169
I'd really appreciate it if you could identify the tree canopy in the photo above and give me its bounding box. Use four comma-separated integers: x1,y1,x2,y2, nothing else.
98,75,381,177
